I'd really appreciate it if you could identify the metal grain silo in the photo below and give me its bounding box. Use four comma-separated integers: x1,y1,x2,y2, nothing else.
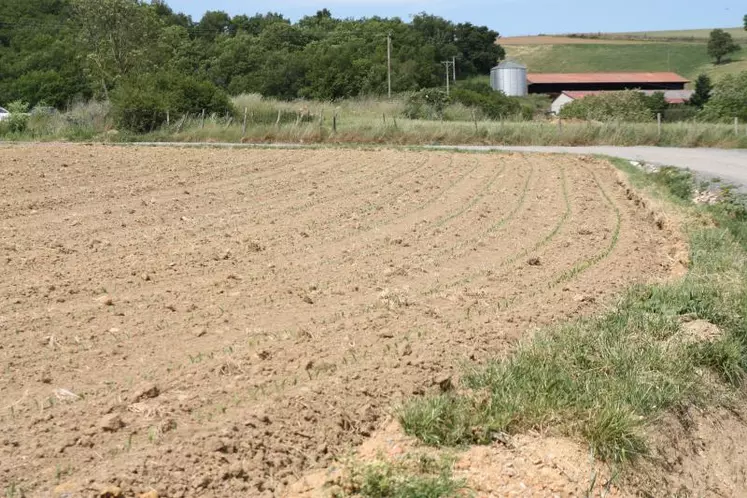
490,61,528,96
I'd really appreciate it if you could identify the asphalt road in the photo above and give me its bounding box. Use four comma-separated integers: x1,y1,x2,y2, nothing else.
466,146,747,188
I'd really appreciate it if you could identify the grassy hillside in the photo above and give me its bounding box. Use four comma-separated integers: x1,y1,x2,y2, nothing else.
502,34,747,82
609,27,747,42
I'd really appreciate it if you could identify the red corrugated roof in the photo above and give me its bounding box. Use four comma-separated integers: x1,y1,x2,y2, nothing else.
528,72,689,84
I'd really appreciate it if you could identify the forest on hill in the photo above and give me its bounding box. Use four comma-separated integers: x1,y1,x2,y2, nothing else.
0,0,505,108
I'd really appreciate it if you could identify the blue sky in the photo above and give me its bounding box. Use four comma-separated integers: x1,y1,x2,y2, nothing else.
167,0,744,36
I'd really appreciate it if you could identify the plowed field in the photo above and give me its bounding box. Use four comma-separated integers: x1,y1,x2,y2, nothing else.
0,145,681,497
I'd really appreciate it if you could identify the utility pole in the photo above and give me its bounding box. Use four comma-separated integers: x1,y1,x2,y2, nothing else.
452,56,456,82
387,32,392,99
441,60,454,95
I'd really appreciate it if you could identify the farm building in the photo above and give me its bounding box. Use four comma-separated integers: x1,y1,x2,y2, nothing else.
489,64,690,97
526,72,689,94
551,89,695,114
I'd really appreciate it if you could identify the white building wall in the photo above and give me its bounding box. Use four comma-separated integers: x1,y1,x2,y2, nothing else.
551,94,575,115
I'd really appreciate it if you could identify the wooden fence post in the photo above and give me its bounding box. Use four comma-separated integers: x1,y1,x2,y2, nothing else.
176,114,186,133
200,109,205,129
557,118,562,134
166,110,170,127
332,112,337,133
735,117,739,136
472,110,478,132
275,109,281,127
657,113,662,137
242,108,248,136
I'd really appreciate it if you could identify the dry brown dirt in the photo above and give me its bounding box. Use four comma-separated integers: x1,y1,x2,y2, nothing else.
1,144,683,497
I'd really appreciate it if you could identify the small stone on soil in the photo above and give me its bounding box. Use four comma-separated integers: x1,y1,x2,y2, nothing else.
99,414,125,432
98,486,123,498
38,368,53,384
398,343,413,357
132,383,160,402
97,295,114,306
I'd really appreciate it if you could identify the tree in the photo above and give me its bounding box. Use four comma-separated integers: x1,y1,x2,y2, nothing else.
707,29,740,64
701,71,747,121
3,2,513,104
0,0,90,107
454,23,505,76
110,71,233,131
195,11,232,40
71,0,161,96
744,14,746,30
689,74,713,108
643,91,668,115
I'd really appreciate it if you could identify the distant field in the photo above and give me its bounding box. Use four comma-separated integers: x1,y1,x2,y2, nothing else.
499,35,645,45
501,37,746,81
610,27,747,42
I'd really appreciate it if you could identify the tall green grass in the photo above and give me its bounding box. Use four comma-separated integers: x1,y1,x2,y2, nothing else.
144,117,747,148
399,161,747,465
2,95,747,148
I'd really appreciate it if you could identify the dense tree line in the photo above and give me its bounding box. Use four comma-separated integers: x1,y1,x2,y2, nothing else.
0,0,506,108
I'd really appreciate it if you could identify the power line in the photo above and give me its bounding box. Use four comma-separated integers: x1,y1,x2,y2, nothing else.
441,60,454,96
387,32,392,99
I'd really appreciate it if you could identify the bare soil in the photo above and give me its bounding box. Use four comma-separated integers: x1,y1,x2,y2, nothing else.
498,35,646,45
0,145,682,497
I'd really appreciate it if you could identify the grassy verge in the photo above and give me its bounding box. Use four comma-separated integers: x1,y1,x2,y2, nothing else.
2,97,747,148
399,159,747,466
106,118,747,148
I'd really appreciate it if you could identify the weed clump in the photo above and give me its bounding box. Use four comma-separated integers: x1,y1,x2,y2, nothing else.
338,454,465,498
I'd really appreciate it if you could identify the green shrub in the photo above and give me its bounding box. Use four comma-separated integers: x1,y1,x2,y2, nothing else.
450,88,529,120
701,71,747,122
648,166,694,201
642,92,669,116
0,100,31,134
559,91,654,122
455,80,494,95
403,89,450,120
111,72,234,132
663,106,699,122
